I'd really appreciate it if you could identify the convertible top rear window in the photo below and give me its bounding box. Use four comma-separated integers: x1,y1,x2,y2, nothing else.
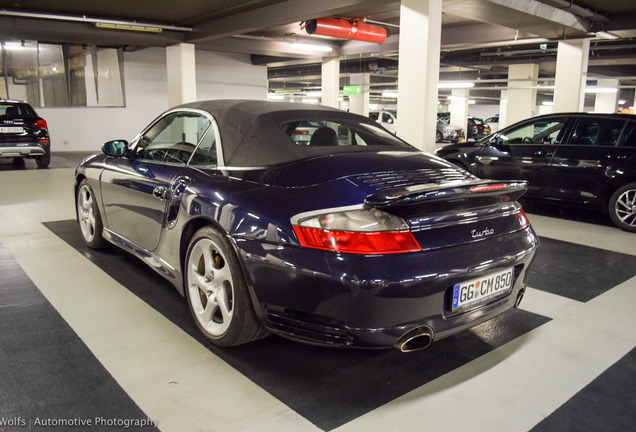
282,119,408,148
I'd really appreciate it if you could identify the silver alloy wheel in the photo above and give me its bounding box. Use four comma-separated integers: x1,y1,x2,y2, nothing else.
614,187,636,228
78,184,97,243
187,237,234,337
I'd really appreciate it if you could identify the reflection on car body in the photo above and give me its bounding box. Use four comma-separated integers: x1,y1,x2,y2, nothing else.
75,100,538,352
435,112,636,232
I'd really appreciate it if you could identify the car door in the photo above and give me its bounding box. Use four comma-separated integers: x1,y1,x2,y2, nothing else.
474,116,569,197
548,116,634,205
99,110,212,251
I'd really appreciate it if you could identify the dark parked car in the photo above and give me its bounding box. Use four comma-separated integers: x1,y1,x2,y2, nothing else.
467,116,491,141
75,100,538,351
0,99,50,167
435,112,636,232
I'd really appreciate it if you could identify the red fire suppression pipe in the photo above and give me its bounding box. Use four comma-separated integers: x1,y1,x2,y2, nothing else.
304,18,387,44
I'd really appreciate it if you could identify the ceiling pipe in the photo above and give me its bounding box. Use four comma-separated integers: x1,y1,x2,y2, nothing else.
0,10,192,32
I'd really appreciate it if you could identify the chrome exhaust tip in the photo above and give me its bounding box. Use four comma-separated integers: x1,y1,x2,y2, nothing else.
394,326,434,352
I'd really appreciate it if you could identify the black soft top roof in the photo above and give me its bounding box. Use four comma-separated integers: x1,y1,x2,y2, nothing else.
176,99,411,167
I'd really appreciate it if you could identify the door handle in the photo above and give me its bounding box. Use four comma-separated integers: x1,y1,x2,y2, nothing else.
534,150,554,157
153,186,167,199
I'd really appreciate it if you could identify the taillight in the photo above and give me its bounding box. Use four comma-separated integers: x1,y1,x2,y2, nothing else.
36,119,48,129
517,209,529,228
470,184,506,192
292,207,420,254
292,130,309,135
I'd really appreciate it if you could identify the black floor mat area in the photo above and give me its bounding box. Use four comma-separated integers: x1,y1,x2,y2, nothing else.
530,347,636,432
0,243,159,432
45,219,550,431
528,237,636,302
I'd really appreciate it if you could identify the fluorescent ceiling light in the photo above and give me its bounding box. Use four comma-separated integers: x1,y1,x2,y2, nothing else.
619,99,626,104
267,94,285,100
468,100,476,104
585,87,619,94
595,31,619,40
306,91,322,97
302,98,319,104
382,91,398,98
542,101,554,106
447,95,466,101
291,42,332,52
95,22,162,32
438,82,474,89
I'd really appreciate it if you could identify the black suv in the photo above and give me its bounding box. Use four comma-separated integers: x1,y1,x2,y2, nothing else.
0,100,50,168
435,113,636,232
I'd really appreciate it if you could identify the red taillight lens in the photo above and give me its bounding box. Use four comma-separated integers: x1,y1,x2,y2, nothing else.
36,119,48,129
517,210,529,228
470,184,506,192
292,130,309,135
293,226,420,254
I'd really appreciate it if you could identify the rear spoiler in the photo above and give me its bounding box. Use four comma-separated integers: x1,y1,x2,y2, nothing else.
365,180,528,209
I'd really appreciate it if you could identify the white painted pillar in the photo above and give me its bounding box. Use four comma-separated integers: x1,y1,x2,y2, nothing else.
166,43,197,107
593,79,619,113
396,0,442,151
553,39,590,113
449,89,469,137
505,64,539,126
321,57,340,109
349,73,369,116
499,90,508,129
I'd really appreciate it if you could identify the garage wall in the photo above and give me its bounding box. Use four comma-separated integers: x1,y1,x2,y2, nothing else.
38,48,267,152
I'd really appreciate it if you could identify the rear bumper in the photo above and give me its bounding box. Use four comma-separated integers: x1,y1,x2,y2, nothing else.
236,227,539,349
0,143,49,158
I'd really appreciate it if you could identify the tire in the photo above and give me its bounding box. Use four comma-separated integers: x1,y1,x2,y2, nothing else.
436,131,443,143
608,182,636,233
36,152,51,168
77,179,108,248
184,226,268,347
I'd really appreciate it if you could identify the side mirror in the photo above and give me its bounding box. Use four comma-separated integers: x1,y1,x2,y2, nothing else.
102,140,128,157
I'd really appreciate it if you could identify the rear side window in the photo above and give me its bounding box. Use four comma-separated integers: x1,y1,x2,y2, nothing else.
570,118,626,147
618,122,636,147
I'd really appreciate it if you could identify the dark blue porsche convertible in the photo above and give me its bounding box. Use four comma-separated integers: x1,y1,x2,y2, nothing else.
75,100,538,352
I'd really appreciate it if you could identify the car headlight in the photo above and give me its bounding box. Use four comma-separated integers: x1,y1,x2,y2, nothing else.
292,207,420,254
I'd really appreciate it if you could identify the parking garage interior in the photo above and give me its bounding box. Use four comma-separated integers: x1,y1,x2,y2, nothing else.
1,1,636,431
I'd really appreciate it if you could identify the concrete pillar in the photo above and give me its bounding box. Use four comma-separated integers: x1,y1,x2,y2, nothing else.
553,39,590,113
499,90,508,129
166,43,196,107
449,89,469,137
396,0,442,151
505,64,539,126
321,57,340,109
593,79,619,113
349,73,370,116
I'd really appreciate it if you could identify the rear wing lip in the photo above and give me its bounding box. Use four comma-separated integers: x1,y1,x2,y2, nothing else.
364,180,529,208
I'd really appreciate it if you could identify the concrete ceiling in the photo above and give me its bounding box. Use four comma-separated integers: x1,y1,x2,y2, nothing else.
1,0,635,105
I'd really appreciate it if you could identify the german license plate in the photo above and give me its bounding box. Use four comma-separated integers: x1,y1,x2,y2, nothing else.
0,126,23,133
452,267,514,311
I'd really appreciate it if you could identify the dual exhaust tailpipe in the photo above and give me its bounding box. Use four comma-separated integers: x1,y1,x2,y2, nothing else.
394,326,434,352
